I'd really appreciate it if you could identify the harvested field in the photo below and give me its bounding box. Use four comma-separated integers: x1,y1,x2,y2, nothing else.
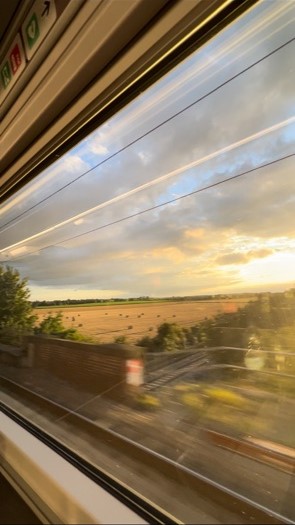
34,299,250,344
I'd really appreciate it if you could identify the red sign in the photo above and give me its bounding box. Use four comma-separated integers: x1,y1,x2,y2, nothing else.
0,33,26,107
10,44,22,74
126,359,143,386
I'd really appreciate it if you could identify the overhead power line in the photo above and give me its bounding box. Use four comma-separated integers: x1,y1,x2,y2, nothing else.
3,116,293,255
0,35,294,232
4,152,294,263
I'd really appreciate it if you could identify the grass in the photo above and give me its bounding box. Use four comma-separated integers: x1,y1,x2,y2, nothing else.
34,295,255,309
35,299,168,309
136,393,161,411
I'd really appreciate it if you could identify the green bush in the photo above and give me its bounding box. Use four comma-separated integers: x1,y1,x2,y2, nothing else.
35,312,92,342
181,393,204,412
114,335,127,344
204,387,245,407
136,335,153,348
174,384,193,393
136,393,160,411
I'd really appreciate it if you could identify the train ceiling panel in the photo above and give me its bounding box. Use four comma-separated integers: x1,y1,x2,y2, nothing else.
0,0,23,42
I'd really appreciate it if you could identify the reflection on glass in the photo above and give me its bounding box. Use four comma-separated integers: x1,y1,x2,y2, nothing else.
0,0,294,523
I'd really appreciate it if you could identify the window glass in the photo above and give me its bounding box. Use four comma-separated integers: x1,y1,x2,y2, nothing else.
1,1,294,522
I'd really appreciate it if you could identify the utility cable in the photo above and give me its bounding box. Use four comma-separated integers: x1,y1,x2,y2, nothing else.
4,152,294,263
3,116,293,254
0,35,294,232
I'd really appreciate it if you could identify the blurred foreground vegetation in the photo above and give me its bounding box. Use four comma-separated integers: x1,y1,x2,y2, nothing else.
137,288,295,367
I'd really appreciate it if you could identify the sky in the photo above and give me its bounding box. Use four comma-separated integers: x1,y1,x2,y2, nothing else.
0,0,295,301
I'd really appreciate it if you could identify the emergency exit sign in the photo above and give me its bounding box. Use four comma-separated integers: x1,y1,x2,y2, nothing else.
22,0,57,60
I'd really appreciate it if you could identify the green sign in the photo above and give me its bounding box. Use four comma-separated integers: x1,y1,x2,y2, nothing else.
25,13,40,49
21,0,57,61
1,61,11,89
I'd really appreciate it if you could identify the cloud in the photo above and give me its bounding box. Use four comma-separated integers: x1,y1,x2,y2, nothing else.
3,1,295,300
216,248,273,266
148,246,186,263
90,143,109,155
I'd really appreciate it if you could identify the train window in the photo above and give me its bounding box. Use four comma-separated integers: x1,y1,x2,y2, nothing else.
1,0,294,523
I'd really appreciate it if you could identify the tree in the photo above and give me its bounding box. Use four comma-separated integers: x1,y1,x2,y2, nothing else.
154,322,186,352
35,312,65,335
35,312,93,342
137,322,188,352
0,265,36,344
136,335,153,349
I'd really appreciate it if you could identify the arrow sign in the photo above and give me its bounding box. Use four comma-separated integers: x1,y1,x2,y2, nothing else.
42,1,50,17
22,0,57,60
